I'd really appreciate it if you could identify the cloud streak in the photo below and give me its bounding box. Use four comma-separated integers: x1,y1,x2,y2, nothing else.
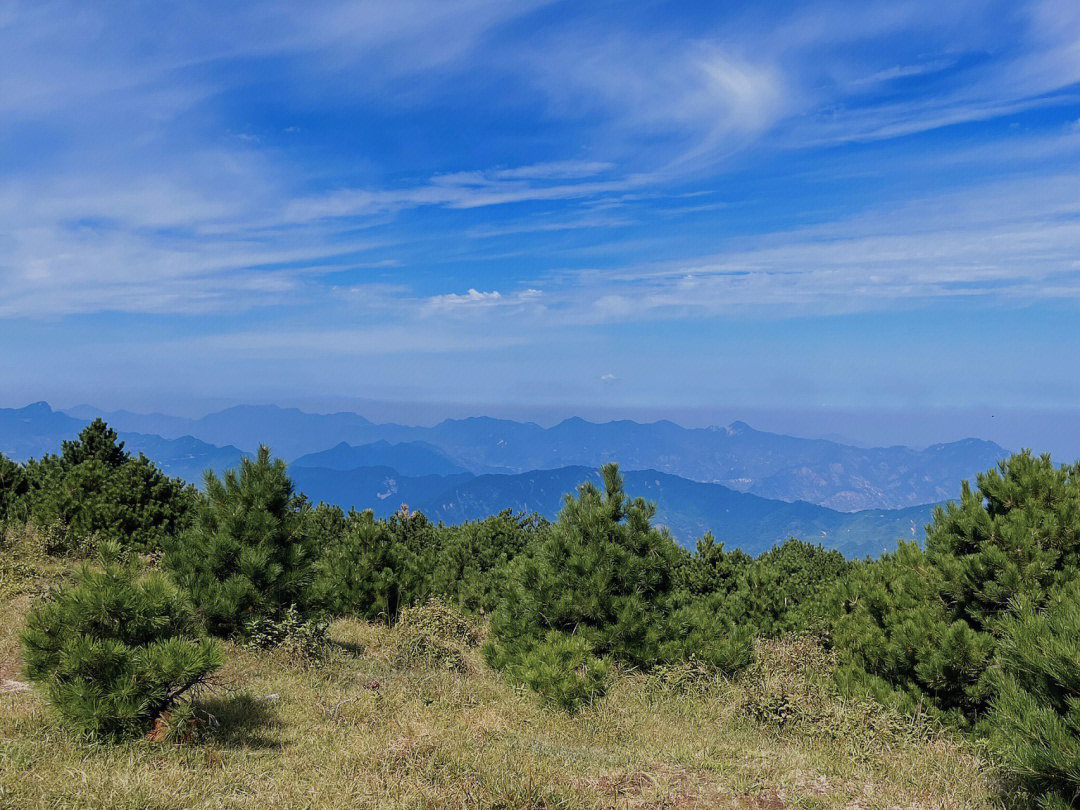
2,0,1080,417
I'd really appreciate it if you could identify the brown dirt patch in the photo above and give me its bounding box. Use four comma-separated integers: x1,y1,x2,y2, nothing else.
587,763,794,809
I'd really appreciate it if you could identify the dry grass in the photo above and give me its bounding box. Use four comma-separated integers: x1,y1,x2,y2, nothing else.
0,545,1006,810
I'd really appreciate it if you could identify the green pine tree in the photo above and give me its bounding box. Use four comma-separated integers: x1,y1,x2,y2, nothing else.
20,543,222,738
990,579,1080,809
163,446,314,637
486,464,750,709
825,452,1080,722
309,506,407,622
0,451,28,524
488,463,683,667
22,419,194,552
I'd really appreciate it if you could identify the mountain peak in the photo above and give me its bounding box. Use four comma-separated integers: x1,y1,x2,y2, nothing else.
21,401,55,416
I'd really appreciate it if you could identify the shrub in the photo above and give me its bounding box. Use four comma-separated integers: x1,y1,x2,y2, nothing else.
164,446,315,637
657,595,754,672
243,605,331,665
733,538,851,637
989,580,1080,809
487,465,751,708
504,631,611,713
0,452,29,524
426,512,542,613
20,543,222,738
396,598,484,647
386,598,483,673
825,452,1080,723
309,506,419,622
674,531,752,597
310,506,543,623
489,464,686,669
738,636,929,760
22,420,194,552
739,636,839,731
827,542,995,720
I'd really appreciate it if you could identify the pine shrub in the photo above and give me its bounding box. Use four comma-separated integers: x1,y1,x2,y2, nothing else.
989,580,1080,809
164,446,315,637
487,464,750,708
505,631,611,712
309,506,419,622
0,452,29,525
426,511,542,613
826,452,1080,723
20,543,222,738
21,420,194,552
489,464,684,667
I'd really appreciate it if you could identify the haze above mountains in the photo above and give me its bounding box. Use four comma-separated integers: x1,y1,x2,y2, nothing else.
1,401,1011,556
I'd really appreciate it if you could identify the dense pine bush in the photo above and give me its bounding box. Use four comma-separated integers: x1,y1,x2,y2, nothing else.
20,543,222,738
0,452,29,524
826,452,1080,722
489,464,686,666
163,446,315,637
425,511,541,613
310,506,542,621
487,464,751,707
504,631,612,712
989,579,1080,809
309,505,430,621
827,541,994,719
21,420,194,552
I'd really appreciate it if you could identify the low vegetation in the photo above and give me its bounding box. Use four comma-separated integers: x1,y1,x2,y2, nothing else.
19,542,222,739
1,420,1078,806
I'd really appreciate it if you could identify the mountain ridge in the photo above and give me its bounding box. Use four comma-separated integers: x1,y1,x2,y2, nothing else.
0,401,952,556
289,462,936,557
56,401,1009,510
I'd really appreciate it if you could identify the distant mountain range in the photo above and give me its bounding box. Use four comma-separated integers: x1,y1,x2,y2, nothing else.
0,401,1008,555
291,440,470,477
57,402,1008,511
291,464,934,558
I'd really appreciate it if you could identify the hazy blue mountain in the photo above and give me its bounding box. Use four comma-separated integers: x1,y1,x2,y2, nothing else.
64,405,194,438
1,402,942,556
179,406,389,459
0,402,85,459
291,441,468,477
421,466,935,557
117,433,249,483
414,417,1006,511
57,402,1009,510
289,466,473,516
0,404,249,483
63,404,396,459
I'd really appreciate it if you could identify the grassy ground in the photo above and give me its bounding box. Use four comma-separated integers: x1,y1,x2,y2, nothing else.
0,545,1005,810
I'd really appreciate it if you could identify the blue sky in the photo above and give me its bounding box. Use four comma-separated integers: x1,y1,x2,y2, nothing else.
2,0,1079,451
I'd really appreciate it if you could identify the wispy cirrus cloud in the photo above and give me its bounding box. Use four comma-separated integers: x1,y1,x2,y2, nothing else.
4,0,1080,416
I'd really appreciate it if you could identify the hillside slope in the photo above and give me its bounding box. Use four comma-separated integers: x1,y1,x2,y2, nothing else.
0,552,1005,810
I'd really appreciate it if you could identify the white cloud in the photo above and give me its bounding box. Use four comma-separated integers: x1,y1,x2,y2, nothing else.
422,288,543,315
2,0,1080,324
536,172,1080,322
